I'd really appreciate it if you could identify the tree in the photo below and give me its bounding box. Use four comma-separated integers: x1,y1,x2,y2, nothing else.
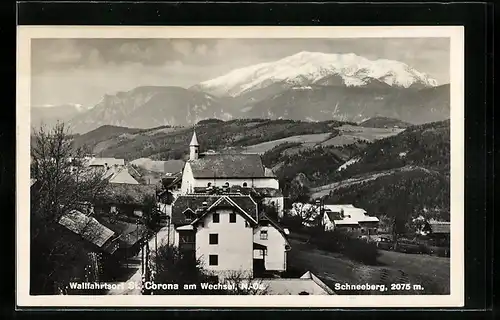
150,244,268,295
30,122,109,294
290,202,320,228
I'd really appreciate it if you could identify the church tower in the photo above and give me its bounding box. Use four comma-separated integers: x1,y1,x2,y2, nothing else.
189,130,199,161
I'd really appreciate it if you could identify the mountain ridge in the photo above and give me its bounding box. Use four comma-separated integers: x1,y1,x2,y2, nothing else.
193,51,438,97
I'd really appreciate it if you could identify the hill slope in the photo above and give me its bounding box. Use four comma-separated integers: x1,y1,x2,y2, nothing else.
359,117,413,128
67,86,229,133
242,84,449,125
72,119,350,161
312,120,450,221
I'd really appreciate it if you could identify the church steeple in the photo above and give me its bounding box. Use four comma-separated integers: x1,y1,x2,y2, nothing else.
189,130,199,160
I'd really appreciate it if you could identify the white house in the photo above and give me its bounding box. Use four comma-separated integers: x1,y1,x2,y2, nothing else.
170,194,291,280
322,204,379,234
180,131,280,194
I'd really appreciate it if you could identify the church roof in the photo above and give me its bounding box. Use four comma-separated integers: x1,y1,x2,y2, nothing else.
189,154,267,178
190,131,199,146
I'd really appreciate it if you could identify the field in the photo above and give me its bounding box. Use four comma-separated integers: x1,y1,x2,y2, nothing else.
240,125,404,155
241,133,332,154
287,237,450,295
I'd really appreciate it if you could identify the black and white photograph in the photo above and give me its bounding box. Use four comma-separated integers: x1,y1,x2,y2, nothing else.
17,26,464,308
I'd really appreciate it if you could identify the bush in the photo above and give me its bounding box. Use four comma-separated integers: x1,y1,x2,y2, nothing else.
310,229,381,265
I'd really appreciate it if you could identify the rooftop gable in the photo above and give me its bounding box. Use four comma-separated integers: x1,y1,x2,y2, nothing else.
171,194,258,226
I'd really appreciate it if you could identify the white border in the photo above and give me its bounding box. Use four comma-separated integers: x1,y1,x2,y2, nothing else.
16,26,464,308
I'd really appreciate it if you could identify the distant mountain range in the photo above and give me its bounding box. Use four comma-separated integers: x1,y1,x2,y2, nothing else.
31,51,450,134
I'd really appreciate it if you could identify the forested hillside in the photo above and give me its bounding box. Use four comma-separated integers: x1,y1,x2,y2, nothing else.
316,120,451,221
68,119,348,161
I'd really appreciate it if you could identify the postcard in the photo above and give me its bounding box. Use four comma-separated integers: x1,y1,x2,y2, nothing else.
17,25,464,308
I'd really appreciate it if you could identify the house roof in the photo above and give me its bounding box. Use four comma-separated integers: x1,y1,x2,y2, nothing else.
325,210,342,222
58,210,116,249
333,219,360,226
253,242,267,250
88,157,125,167
264,167,277,178
188,154,267,178
325,204,379,224
102,165,139,184
96,216,148,247
98,184,157,206
171,194,258,225
429,221,450,234
164,160,185,174
258,271,335,295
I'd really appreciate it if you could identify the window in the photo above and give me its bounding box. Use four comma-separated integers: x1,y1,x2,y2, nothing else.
212,213,220,223
260,230,268,240
242,182,248,187
260,249,267,256
229,213,237,223
209,255,218,266
209,233,218,245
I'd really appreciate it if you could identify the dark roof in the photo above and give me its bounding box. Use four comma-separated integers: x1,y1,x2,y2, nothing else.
58,210,118,253
253,187,283,197
164,160,185,174
193,186,282,198
171,194,258,226
96,216,148,247
189,154,267,178
98,184,157,206
429,221,450,234
325,210,342,222
253,242,267,250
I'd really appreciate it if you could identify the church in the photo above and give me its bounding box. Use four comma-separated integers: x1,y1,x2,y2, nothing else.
179,131,284,218
181,131,280,193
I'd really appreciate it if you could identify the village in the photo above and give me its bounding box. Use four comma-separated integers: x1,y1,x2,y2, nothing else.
30,130,451,296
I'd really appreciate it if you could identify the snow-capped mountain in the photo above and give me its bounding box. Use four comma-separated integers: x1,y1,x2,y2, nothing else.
193,51,438,97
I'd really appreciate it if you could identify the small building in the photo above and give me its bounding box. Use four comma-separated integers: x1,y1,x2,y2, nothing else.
94,184,159,218
58,210,121,255
95,215,149,259
422,221,450,245
322,204,379,235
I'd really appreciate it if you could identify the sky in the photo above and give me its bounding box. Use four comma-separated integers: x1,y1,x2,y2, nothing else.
31,38,450,107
